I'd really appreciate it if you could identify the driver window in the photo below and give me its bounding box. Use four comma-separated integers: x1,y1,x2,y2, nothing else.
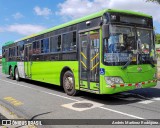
137,30,151,54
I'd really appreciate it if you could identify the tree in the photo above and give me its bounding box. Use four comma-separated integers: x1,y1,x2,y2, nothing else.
156,34,160,44
146,0,160,4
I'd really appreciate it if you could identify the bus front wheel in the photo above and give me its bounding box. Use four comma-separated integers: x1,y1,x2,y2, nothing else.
15,67,20,81
63,71,78,96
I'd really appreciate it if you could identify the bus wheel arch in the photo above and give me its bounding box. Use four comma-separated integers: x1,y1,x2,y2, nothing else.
9,65,12,75
60,67,78,96
60,67,71,86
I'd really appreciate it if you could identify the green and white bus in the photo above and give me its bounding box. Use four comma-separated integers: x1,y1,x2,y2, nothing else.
2,9,157,95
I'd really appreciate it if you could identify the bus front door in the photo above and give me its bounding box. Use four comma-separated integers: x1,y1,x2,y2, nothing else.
79,30,100,93
24,44,32,78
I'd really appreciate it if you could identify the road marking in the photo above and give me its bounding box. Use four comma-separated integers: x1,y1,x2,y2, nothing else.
152,98,160,101
138,100,154,104
40,90,79,102
138,98,160,104
0,79,78,102
0,105,36,128
1,126,8,128
113,92,160,105
4,97,23,106
99,106,144,119
0,79,145,119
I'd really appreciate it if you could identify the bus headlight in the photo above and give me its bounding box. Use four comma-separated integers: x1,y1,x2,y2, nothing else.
105,77,124,85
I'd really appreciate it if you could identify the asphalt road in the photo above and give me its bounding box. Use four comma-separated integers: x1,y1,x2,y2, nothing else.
0,66,160,128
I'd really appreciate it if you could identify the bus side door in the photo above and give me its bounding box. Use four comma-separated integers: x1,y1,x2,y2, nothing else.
24,44,32,78
79,29,100,93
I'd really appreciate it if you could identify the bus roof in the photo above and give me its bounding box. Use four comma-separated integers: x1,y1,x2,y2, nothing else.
15,9,153,42
2,41,14,47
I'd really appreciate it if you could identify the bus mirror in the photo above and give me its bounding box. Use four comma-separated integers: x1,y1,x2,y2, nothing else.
102,24,109,39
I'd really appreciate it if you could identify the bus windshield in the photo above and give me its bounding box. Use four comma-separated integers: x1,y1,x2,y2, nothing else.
103,25,155,66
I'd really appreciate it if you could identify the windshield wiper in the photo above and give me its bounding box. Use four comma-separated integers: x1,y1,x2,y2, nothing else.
121,53,134,70
121,56,155,70
139,53,155,68
121,59,132,70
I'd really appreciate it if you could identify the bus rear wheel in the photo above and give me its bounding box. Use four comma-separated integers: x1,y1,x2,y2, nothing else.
9,67,14,80
63,71,78,96
15,67,20,81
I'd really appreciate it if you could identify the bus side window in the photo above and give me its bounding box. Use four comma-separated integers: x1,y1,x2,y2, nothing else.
13,47,16,58
9,48,11,58
33,41,36,54
16,46,18,56
72,31,77,50
50,37,54,52
41,40,44,53
50,35,62,52
36,41,40,54
62,34,68,51
58,35,61,51
9,47,16,61
5,49,9,61
62,31,76,51
2,49,5,58
41,38,49,53
33,41,40,54
21,45,24,60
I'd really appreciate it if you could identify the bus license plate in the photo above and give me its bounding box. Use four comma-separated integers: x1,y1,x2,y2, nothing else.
136,83,142,89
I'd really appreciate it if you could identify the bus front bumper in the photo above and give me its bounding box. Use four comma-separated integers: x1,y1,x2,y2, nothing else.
102,79,157,94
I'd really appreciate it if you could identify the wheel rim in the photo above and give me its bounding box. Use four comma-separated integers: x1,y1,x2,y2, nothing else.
64,76,73,91
15,70,18,80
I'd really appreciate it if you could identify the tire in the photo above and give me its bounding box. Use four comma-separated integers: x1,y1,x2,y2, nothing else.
63,71,78,96
9,67,14,80
15,67,20,81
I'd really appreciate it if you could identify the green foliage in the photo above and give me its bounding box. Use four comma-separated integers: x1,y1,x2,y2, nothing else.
146,0,160,4
156,34,160,44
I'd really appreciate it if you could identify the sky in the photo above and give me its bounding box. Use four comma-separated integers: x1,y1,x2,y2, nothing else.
0,0,160,54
